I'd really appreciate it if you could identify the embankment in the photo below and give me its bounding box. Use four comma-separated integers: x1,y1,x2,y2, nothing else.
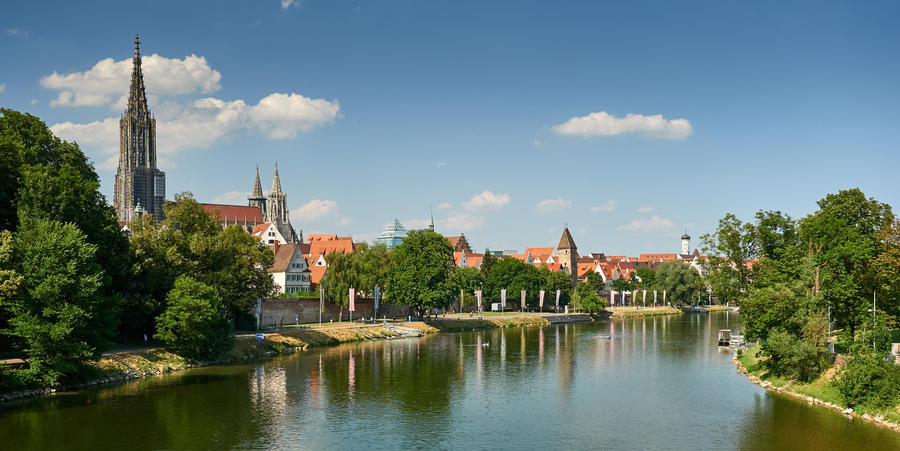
734,345,900,433
610,307,683,318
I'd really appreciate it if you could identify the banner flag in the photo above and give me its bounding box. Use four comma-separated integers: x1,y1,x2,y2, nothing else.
539,290,545,308
349,288,356,312
501,289,507,308
521,290,526,309
374,286,380,313
555,289,561,308
319,288,324,313
610,290,615,306
475,290,483,311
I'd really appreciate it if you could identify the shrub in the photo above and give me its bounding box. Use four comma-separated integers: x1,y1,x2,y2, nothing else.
761,331,829,382
154,276,233,361
836,351,900,408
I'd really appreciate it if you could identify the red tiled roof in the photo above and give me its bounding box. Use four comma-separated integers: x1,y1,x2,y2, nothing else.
202,204,264,224
639,253,679,262
308,239,354,259
251,222,272,237
310,265,328,285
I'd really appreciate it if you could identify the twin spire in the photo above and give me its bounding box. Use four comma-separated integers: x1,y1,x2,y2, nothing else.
127,33,149,117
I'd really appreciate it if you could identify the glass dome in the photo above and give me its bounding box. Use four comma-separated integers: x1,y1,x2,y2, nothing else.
375,218,407,249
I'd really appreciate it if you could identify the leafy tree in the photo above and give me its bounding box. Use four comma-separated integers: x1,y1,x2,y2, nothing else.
871,218,900,319
449,266,483,311
154,276,233,361
482,257,544,308
6,218,119,384
761,330,828,383
633,267,656,291
700,214,756,294
540,267,572,308
655,261,699,306
585,271,605,294
321,251,354,320
836,350,900,408
574,282,606,313
610,277,635,305
799,188,892,337
0,230,23,353
384,230,454,316
321,243,391,320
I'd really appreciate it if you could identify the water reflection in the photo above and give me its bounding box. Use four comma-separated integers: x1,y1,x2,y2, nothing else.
2,313,899,450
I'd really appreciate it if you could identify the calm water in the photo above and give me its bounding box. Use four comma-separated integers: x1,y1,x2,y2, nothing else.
2,312,898,450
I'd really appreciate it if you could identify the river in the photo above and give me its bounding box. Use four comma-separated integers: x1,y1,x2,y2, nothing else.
1,312,898,450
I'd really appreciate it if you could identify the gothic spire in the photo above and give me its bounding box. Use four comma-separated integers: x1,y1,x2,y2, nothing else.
271,162,283,195
127,34,149,117
250,165,264,199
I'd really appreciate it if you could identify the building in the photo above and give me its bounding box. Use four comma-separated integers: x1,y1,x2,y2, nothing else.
114,35,166,223
201,204,266,233
447,233,473,253
681,231,691,255
375,219,407,249
268,243,312,294
557,226,578,285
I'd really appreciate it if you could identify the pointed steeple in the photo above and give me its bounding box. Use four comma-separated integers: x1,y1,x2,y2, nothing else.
558,226,577,250
428,208,435,231
271,162,283,195
127,34,149,118
251,165,264,199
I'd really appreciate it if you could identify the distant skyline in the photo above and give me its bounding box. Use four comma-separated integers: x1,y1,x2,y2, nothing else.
2,1,899,255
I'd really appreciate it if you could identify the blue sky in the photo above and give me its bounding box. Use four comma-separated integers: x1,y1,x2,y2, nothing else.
2,1,899,255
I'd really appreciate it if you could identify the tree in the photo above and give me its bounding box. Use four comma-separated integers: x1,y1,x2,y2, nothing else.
449,266,483,311
321,250,354,320
871,218,900,319
541,267,573,309
740,282,806,341
799,188,892,337
633,267,656,291
154,276,233,361
6,218,118,384
610,277,635,305
585,271,605,294
655,261,699,306
700,213,756,293
574,282,606,313
384,230,454,316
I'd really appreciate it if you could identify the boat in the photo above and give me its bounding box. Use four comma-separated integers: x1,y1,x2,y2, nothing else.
595,334,611,340
717,329,732,346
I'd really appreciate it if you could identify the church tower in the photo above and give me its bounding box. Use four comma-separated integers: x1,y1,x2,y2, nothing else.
248,166,267,219
557,226,578,286
114,35,165,223
265,163,299,243
681,231,691,255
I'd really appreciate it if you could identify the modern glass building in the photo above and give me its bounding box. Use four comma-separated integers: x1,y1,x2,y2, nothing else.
375,218,407,249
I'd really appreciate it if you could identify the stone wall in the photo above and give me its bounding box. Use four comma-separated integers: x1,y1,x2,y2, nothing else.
255,298,410,327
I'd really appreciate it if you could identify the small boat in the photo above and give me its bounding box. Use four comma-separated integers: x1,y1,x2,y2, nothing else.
717,329,732,346
595,334,611,340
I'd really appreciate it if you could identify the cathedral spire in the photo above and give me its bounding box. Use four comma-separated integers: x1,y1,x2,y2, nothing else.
251,165,264,199
271,162,283,195
127,34,149,117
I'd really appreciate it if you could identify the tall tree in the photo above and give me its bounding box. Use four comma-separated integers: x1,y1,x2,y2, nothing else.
655,261,699,306
541,267,573,308
154,276,233,361
384,230,454,316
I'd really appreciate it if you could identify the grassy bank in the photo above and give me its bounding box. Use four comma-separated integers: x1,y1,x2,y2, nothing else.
736,345,900,431
610,307,683,318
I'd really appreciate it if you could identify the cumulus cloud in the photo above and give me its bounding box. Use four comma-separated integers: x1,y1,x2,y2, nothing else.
435,161,446,168
281,0,299,9
51,93,339,163
536,198,572,213
591,200,617,212
437,202,453,210
443,213,485,231
637,205,654,213
6,28,30,38
291,199,337,223
41,54,222,108
618,215,675,232
211,191,250,204
552,111,692,139
463,190,510,210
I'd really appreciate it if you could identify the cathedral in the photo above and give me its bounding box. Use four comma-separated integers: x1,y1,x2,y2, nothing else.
114,35,166,223
249,163,300,244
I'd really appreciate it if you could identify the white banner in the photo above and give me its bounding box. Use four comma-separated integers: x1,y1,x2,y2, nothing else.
539,290,545,308
501,289,507,308
555,289,561,308
475,290,483,311
348,287,356,312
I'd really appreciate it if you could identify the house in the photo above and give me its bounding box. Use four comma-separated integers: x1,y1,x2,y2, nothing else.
201,203,266,233
268,243,312,294
454,252,484,269
447,234,473,253
253,222,289,246
303,234,357,287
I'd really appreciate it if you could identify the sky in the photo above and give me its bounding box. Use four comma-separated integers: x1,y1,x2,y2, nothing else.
2,1,899,256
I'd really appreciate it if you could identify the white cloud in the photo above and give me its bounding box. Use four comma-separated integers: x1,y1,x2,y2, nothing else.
211,190,249,204
591,200,617,212
618,215,675,232
535,198,571,213
30,99,38,104
532,139,544,148
41,54,222,108
463,190,510,210
281,0,299,9
51,93,339,163
6,28,30,38
437,202,453,210
339,217,352,226
552,111,692,139
443,213,485,231
404,218,430,229
291,199,337,223
0,83,5,93
435,161,446,168
637,205,654,213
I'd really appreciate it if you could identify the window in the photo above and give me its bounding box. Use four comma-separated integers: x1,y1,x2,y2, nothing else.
268,232,275,237
268,239,274,244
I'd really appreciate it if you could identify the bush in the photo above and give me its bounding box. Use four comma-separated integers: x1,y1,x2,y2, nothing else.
154,276,233,361
836,351,900,408
761,331,829,382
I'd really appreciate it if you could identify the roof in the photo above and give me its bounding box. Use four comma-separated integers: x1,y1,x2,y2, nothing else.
577,262,596,278
535,262,562,272
310,265,327,285
202,204,264,224
268,243,301,273
251,222,272,237
639,253,679,262
525,247,554,257
577,256,596,264
308,234,340,242
308,238,354,259
557,228,577,250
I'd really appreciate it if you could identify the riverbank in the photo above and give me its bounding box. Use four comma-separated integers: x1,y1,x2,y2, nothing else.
734,345,900,433
0,315,572,403
609,306,683,318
